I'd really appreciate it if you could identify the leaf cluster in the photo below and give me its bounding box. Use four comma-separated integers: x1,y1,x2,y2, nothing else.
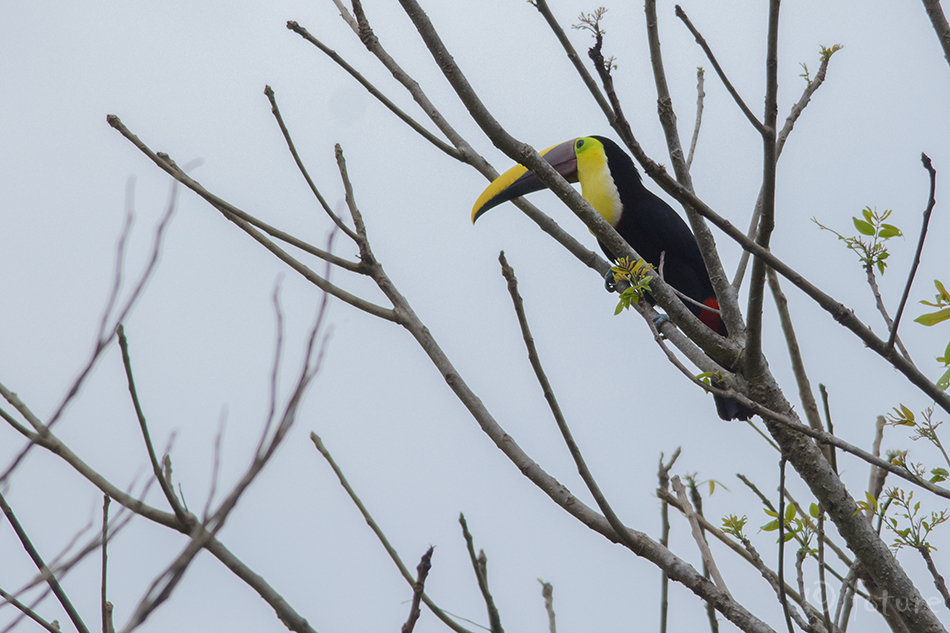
886,449,949,484
721,513,748,540
813,207,902,275
857,488,950,552
761,502,822,555
611,257,654,315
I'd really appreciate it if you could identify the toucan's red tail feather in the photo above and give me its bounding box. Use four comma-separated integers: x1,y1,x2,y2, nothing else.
699,297,726,336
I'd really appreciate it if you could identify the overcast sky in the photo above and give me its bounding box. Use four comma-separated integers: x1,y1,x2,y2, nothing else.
3,1,950,631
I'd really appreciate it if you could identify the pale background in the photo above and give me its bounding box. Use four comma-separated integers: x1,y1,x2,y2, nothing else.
2,1,950,631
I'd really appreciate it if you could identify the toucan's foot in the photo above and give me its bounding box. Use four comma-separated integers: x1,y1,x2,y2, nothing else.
604,269,618,293
653,314,669,335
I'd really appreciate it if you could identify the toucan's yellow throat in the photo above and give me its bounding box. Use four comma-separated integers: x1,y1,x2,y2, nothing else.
471,137,623,229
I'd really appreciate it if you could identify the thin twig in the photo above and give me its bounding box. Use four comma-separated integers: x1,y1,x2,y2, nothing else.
0,585,61,633
286,21,462,162
737,391,950,501
0,490,91,633
531,0,615,121
672,476,731,598
868,416,888,504
674,6,764,134
777,458,795,633
817,513,833,633
818,384,838,474
795,550,821,632
202,410,227,522
736,537,814,631
106,115,391,320
117,325,190,527
401,547,435,633
498,253,648,553
865,267,913,362
538,579,556,633
658,449,681,633
646,0,694,190
1,180,178,486
120,288,332,633
767,268,829,460
264,85,359,241
735,48,837,289
888,153,937,351
918,546,950,609
310,433,473,633
687,68,705,170
102,494,112,633
459,514,503,633
687,479,720,633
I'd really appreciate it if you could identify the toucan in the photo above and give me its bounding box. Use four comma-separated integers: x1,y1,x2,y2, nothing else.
472,135,752,421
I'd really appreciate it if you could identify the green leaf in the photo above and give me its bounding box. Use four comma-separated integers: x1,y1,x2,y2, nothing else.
915,307,950,327
785,504,797,522
764,509,778,518
853,217,875,236
879,224,902,239
865,491,878,511
810,503,821,519
762,520,780,532
937,366,950,391
900,404,915,422
783,532,796,542
862,207,873,223
937,280,950,303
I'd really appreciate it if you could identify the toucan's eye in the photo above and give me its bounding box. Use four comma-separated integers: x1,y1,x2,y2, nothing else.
576,139,585,149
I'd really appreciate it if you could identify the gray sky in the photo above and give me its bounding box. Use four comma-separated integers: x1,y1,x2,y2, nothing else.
3,1,950,631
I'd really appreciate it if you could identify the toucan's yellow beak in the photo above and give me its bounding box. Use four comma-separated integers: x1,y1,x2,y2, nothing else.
471,139,580,223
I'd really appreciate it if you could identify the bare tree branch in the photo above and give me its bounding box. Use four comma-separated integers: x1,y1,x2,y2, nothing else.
1,180,177,486
743,0,782,378
121,284,332,633
921,0,950,67
106,115,394,321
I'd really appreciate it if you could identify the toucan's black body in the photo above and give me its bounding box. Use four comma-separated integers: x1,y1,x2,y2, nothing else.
594,138,721,331
472,136,752,421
